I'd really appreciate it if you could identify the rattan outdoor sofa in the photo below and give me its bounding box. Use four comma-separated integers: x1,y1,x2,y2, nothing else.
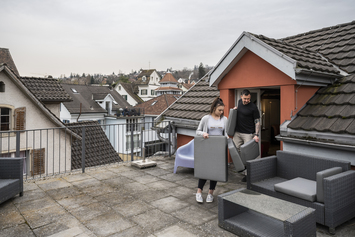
247,150,355,234
0,157,24,204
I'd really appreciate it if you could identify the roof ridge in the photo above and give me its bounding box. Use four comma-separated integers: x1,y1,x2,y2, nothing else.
281,20,355,40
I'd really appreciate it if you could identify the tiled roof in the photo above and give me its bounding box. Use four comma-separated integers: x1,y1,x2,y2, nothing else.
61,84,130,113
161,77,220,121
67,121,122,170
134,94,178,115
0,48,19,76
252,34,340,75
155,87,182,91
136,69,156,85
182,83,194,90
160,73,178,83
20,77,72,102
120,82,143,103
282,21,355,74
288,74,355,135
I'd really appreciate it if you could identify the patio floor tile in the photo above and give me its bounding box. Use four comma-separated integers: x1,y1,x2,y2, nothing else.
22,205,67,229
146,180,178,190
112,200,153,217
151,196,189,213
15,196,58,213
0,223,35,237
84,212,135,237
0,209,25,230
45,186,83,200
36,178,72,191
131,209,178,233
172,205,217,226
58,194,98,210
154,225,197,237
68,202,111,222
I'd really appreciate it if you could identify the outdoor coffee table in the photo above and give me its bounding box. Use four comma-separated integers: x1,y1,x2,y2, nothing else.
218,188,316,237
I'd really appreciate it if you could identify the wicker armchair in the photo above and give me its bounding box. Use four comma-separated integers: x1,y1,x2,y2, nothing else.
247,150,355,234
0,158,24,204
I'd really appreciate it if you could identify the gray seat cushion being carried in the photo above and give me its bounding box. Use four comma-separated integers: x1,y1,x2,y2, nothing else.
227,138,245,172
274,177,317,202
240,139,259,165
226,109,237,137
194,136,228,182
316,167,342,203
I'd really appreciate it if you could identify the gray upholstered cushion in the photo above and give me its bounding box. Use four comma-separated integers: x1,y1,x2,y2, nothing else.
194,136,228,182
316,167,342,203
274,177,317,202
240,139,259,165
226,109,237,137
227,138,245,172
0,179,18,189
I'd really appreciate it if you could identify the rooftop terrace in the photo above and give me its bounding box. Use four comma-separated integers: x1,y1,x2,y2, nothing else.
1,156,354,237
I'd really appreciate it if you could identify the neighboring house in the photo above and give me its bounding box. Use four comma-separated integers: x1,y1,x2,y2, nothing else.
156,76,218,149
60,84,130,124
178,78,187,84
135,94,179,123
114,82,143,106
181,83,194,93
156,72,182,96
157,20,355,166
0,64,74,175
136,69,161,101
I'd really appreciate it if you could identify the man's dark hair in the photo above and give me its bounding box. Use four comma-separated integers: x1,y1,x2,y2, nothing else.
241,89,251,96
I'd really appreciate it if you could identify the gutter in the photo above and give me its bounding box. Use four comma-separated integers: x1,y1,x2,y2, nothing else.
276,135,355,152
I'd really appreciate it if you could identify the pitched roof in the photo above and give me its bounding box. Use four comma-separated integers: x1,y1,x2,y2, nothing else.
161,76,219,121
160,72,178,83
19,77,72,102
0,65,78,137
67,121,122,170
0,48,19,76
136,69,157,85
182,83,194,90
282,20,355,74
155,87,182,91
61,84,130,114
119,82,143,103
253,34,340,75
134,94,179,115
288,74,355,135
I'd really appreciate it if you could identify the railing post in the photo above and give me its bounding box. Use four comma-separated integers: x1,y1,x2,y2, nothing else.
16,131,20,157
81,126,86,173
131,123,134,161
168,121,171,157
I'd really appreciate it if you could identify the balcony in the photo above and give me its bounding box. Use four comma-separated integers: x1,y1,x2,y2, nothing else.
1,157,354,236
0,123,354,236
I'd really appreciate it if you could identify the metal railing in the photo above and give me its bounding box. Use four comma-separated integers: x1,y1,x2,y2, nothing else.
0,120,172,180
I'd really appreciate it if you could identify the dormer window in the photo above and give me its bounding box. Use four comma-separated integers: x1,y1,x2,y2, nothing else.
142,76,146,82
0,81,4,92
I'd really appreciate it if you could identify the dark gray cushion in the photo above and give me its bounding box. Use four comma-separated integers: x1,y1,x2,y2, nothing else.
240,139,259,165
316,167,342,203
274,177,317,202
227,138,245,172
194,136,228,182
0,179,19,189
226,109,237,137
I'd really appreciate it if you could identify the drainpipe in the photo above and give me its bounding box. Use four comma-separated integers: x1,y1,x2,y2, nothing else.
77,103,82,122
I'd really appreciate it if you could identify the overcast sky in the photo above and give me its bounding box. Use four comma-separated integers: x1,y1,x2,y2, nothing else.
1,0,355,78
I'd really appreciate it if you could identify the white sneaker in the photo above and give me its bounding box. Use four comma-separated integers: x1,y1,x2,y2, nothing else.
196,193,203,203
206,194,214,203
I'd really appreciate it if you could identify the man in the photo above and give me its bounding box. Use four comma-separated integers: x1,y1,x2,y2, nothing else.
233,89,260,182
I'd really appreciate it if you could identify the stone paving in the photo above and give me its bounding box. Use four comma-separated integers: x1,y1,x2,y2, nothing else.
0,156,354,237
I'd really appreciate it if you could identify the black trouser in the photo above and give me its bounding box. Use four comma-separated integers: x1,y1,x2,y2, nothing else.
198,179,217,191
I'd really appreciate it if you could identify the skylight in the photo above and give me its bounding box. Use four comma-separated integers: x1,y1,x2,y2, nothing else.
151,101,157,106
113,100,118,105
71,88,78,93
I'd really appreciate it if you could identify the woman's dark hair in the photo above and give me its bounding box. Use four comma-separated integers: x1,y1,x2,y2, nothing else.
210,97,225,117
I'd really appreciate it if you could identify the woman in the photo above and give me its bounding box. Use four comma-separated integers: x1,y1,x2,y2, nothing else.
195,97,228,203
